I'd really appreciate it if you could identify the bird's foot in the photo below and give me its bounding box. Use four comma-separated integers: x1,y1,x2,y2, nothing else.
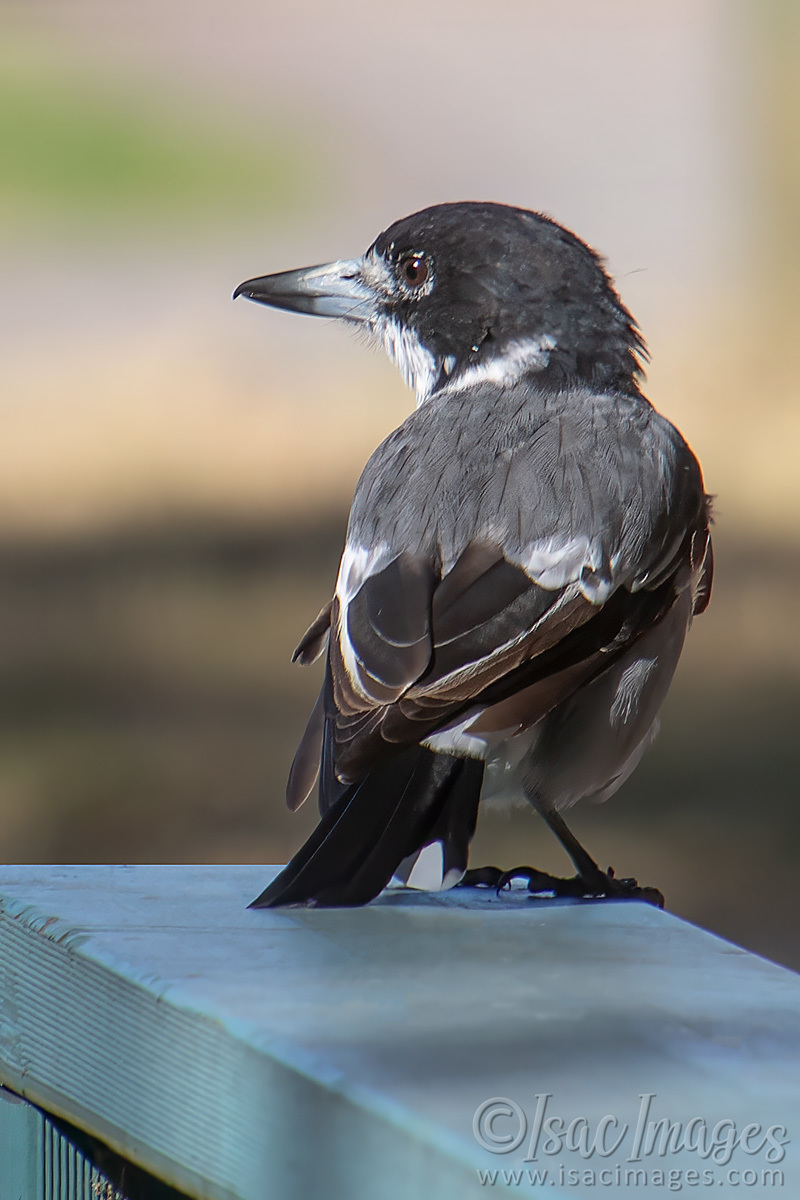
476,864,664,909
460,866,506,888
460,864,579,894
570,864,665,908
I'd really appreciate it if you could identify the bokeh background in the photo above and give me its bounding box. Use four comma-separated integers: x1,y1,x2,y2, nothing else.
1,0,798,967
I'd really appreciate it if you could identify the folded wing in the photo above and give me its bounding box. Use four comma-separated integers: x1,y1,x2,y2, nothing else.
286,386,711,814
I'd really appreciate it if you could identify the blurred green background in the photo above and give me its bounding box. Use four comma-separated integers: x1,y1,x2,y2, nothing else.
0,1,798,968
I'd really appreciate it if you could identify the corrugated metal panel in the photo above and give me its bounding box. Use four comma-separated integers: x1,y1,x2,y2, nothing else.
42,1119,101,1200
0,1085,42,1200
1,1087,121,1200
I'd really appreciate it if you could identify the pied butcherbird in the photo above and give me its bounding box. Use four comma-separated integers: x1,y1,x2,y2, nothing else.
234,201,712,908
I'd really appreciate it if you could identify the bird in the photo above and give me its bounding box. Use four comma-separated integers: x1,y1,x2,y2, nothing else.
234,201,712,909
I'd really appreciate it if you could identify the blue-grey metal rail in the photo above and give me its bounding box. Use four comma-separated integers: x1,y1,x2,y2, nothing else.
1,866,798,1198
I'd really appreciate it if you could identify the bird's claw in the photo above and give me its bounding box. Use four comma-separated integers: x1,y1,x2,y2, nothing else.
566,866,665,908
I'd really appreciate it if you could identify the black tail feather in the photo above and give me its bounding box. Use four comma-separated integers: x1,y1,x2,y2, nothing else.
426,757,484,878
393,756,484,886
250,747,483,908
318,695,348,815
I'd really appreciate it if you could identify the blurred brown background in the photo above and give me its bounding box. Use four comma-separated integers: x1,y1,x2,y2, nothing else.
1,1,798,967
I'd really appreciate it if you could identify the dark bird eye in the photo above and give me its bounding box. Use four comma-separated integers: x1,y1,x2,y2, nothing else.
399,254,429,289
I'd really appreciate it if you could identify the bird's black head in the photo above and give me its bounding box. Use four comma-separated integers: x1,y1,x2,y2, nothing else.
235,201,647,403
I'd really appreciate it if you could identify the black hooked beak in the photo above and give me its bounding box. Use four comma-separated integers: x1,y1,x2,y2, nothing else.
233,258,375,322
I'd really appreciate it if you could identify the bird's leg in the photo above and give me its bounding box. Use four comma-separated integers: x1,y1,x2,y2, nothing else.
529,808,665,908
540,808,605,879
462,810,664,908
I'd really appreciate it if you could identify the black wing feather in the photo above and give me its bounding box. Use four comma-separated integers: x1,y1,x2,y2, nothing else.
345,552,434,689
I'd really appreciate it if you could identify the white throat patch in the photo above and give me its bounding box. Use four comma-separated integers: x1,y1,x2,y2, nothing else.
375,316,439,407
372,325,558,407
